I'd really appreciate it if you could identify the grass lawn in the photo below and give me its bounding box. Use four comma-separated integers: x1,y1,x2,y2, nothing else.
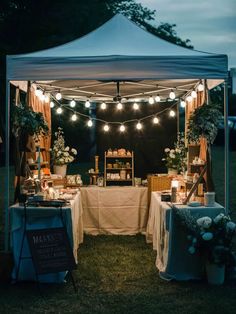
0,235,236,314
0,146,235,313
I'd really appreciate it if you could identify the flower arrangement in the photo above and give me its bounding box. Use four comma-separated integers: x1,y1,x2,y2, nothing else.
174,208,236,266
162,132,187,173
51,127,77,165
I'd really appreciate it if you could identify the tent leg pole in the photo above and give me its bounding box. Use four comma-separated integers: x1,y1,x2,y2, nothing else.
224,78,229,214
4,80,10,251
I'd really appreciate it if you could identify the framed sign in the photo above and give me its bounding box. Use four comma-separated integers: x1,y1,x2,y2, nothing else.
26,227,76,275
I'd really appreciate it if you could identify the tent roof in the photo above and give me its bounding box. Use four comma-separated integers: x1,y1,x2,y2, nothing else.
7,14,228,80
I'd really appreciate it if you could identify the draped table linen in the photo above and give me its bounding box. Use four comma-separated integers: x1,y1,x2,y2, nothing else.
80,186,148,235
146,192,225,281
9,192,83,283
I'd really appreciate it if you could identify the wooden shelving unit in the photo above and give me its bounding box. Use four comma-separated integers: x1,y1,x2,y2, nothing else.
104,151,134,186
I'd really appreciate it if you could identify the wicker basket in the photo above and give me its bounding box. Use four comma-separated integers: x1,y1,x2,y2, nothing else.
147,175,172,205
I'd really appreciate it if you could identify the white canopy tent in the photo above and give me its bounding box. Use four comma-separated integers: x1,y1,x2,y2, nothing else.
7,14,228,81
5,14,229,250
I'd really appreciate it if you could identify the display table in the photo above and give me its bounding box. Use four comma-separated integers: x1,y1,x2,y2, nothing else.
9,192,83,283
80,186,148,235
146,192,225,281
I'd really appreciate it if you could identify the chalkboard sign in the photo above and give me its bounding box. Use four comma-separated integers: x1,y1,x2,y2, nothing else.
26,227,76,275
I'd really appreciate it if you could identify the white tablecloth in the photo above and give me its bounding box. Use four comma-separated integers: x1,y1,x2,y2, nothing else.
10,192,83,282
80,186,148,235
146,192,225,281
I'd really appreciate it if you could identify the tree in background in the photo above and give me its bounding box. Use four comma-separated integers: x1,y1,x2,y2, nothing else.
0,0,192,54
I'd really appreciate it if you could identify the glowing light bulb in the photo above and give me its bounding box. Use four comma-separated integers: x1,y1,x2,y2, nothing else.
117,102,123,110
153,117,159,124
87,119,93,127
186,95,193,102
149,96,154,104
180,100,186,108
35,88,41,97
198,83,204,92
169,90,176,100
70,99,76,108
56,92,62,100
56,107,63,114
155,95,161,102
44,94,50,103
133,102,139,110
85,100,91,108
136,121,142,130
103,124,109,132
101,102,107,110
169,110,176,117
50,101,55,108
119,124,126,132
191,90,197,98
71,114,77,121
39,93,45,102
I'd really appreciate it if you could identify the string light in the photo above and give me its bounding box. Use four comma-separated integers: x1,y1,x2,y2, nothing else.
103,124,110,132
136,121,142,130
119,124,126,132
85,100,91,108
56,107,63,114
155,95,161,102
186,95,193,102
153,116,159,124
198,82,204,92
71,113,77,121
101,102,107,110
180,100,186,108
56,91,62,100
39,93,45,102
148,96,154,104
169,110,176,117
169,90,176,100
87,119,93,127
133,102,139,110
70,99,76,108
35,88,41,97
50,101,55,108
117,102,123,110
191,90,197,98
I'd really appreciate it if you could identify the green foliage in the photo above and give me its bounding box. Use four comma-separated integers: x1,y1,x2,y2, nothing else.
174,208,236,266
0,0,193,54
12,103,49,139
187,103,222,145
162,132,187,172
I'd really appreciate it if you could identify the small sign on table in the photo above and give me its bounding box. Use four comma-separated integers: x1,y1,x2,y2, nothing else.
26,227,76,275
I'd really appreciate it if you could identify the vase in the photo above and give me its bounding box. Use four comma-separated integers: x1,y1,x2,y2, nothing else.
168,168,178,175
53,164,67,178
206,262,225,285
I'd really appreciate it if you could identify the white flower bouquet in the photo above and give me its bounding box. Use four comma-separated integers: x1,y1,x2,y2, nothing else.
174,208,236,266
162,133,187,173
51,127,77,165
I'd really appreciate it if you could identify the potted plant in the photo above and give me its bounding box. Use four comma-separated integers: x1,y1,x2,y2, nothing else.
174,208,236,285
162,132,187,174
187,102,222,191
51,127,77,177
12,103,49,149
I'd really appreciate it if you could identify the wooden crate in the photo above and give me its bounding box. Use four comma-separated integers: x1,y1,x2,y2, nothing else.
147,175,172,205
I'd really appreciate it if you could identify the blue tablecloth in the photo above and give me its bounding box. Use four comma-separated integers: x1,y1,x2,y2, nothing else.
146,192,225,281
9,192,83,283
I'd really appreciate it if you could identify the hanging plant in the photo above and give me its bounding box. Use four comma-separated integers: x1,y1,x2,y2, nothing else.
187,103,222,145
12,103,49,140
